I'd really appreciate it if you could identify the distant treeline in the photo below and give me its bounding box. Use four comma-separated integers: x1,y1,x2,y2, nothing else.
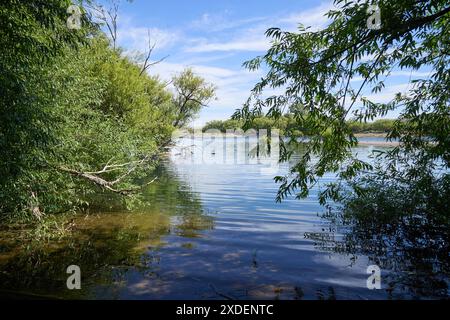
202,116,395,135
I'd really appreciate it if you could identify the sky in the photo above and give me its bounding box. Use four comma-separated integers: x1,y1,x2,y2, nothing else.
97,0,428,127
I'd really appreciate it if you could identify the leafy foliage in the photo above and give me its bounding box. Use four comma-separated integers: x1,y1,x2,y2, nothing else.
172,68,216,128
0,0,90,218
233,0,449,202
203,116,395,135
321,173,450,298
0,1,210,220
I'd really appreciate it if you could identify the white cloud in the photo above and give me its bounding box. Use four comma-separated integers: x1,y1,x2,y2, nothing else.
185,1,334,53
118,26,180,52
363,83,413,104
279,2,334,31
147,60,263,125
185,17,271,53
191,13,266,32
390,70,432,78
186,39,270,53
148,61,249,80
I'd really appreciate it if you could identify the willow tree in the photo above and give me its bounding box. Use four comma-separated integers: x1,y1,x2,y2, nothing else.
234,0,449,206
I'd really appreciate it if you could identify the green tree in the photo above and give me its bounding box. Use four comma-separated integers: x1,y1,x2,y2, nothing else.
0,1,206,220
0,0,91,219
172,68,216,128
44,36,175,210
234,0,449,203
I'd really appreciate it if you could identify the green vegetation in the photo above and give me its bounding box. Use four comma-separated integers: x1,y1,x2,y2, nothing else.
172,68,216,128
0,164,212,299
233,0,449,205
231,0,449,295
320,173,450,298
0,1,214,222
203,116,396,135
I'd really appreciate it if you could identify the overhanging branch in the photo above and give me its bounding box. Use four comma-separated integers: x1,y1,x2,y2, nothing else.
57,154,159,196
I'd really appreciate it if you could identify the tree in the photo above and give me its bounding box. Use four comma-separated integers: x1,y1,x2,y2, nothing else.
0,1,187,220
0,0,91,219
87,0,123,50
138,29,169,76
87,1,168,74
172,68,216,128
233,0,449,203
49,36,173,199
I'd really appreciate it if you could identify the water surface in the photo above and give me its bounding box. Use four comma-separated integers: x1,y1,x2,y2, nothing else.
0,137,447,299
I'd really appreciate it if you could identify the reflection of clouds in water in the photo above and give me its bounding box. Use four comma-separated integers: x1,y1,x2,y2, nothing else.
221,252,243,261
128,279,172,296
1,136,425,299
171,135,280,168
312,254,371,289
147,141,386,299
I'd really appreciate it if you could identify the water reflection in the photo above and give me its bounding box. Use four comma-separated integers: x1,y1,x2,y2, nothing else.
317,207,450,299
0,137,448,299
0,164,214,299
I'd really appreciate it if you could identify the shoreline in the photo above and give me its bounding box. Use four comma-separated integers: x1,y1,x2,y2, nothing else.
355,133,399,146
354,133,387,138
192,131,398,146
357,140,398,146
198,131,390,137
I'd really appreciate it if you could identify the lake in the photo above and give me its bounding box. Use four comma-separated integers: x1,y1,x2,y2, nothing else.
0,136,447,299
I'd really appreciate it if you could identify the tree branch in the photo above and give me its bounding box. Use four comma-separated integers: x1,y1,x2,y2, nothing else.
139,29,169,76
57,154,159,196
310,6,450,66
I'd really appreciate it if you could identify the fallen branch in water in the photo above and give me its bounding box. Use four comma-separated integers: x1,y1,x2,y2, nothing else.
57,154,159,196
58,166,133,195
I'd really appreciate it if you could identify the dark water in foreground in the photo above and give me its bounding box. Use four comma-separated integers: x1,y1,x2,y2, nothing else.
0,137,448,299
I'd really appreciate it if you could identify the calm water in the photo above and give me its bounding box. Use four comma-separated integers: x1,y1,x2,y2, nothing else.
0,137,448,299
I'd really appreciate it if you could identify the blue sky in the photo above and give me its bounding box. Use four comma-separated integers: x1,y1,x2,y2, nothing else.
96,0,428,127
